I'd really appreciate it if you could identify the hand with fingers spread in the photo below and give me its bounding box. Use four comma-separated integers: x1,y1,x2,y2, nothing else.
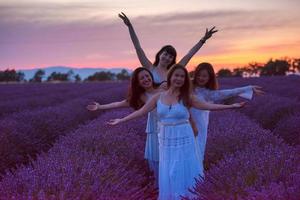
86,102,100,111
201,26,218,43
252,85,265,95
107,118,122,125
118,12,132,27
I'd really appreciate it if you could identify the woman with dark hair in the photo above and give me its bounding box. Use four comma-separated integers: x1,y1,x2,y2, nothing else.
108,64,246,199
190,62,264,166
87,67,162,182
118,12,217,87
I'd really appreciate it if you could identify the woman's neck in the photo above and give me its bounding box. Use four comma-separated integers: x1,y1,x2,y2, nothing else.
145,86,155,93
167,86,180,96
194,84,205,89
156,63,168,71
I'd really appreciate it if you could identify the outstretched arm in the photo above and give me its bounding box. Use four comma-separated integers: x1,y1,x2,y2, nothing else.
207,85,265,102
107,93,160,125
178,27,218,67
119,12,153,69
87,100,129,111
190,95,245,111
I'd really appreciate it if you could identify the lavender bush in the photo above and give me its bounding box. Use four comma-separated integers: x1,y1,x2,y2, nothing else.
187,144,300,200
0,82,119,118
0,109,157,199
273,113,300,145
204,111,284,169
0,83,127,174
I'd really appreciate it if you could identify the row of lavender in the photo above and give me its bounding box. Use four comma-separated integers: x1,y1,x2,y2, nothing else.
219,76,300,145
0,83,124,118
1,77,299,198
0,83,98,102
1,108,299,199
0,109,156,199
188,111,300,199
219,75,300,101
0,82,128,175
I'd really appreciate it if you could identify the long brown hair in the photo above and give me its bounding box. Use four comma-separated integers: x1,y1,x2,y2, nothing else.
153,45,177,70
167,64,192,107
127,67,156,110
192,62,218,90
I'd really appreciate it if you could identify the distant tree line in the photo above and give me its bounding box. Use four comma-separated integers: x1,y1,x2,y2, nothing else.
0,69,25,82
0,69,130,82
1,57,300,82
216,57,300,77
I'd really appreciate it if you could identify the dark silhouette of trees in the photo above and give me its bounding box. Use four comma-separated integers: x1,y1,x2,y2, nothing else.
84,69,131,81
85,71,115,81
217,68,232,77
260,59,290,76
217,58,298,77
30,69,45,82
0,69,25,82
47,70,74,82
74,74,81,82
116,69,130,80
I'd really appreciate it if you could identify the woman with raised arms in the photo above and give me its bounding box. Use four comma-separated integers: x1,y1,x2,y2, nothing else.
118,12,217,87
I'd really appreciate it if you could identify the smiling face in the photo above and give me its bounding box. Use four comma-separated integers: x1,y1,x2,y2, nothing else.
170,68,186,88
137,69,153,89
195,69,210,87
159,51,175,67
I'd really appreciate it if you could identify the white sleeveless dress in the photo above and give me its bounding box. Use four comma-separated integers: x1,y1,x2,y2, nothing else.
151,67,166,85
157,95,203,199
144,92,159,184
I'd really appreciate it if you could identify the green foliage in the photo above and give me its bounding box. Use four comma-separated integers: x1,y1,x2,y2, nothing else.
30,69,45,82
260,59,290,76
47,70,74,82
85,71,115,81
217,68,232,77
116,69,130,80
0,69,25,82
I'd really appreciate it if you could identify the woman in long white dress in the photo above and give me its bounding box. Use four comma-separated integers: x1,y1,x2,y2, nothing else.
190,62,264,165
108,64,245,199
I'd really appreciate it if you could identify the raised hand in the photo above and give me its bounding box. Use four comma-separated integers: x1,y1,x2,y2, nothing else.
107,118,122,125
159,82,168,90
202,26,218,42
86,102,100,111
118,12,131,27
252,85,265,95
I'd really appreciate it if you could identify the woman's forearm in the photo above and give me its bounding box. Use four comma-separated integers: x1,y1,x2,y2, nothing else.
178,39,205,67
192,96,235,110
99,100,128,110
120,108,146,123
127,26,152,68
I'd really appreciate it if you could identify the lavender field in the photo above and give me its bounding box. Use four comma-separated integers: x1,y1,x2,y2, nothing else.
0,76,299,200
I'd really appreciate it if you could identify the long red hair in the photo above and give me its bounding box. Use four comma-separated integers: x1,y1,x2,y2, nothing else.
127,67,157,110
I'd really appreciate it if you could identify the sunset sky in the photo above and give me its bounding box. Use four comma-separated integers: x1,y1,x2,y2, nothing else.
1,0,300,72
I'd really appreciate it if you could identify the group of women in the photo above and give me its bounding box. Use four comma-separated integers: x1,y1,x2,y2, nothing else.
87,12,264,200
